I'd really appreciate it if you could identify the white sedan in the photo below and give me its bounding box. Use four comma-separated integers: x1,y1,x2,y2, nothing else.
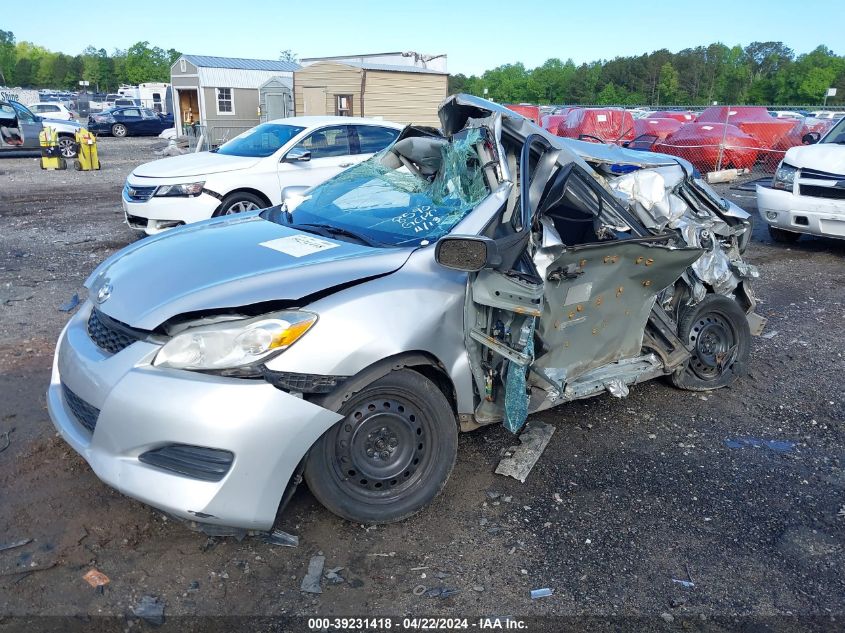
122,116,404,235
28,102,76,121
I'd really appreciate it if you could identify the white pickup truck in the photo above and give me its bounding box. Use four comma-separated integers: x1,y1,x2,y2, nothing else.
757,115,845,243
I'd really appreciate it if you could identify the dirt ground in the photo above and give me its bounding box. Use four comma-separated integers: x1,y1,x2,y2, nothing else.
0,138,843,630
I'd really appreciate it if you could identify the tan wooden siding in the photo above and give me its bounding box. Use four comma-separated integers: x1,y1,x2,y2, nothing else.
363,71,446,127
294,62,363,116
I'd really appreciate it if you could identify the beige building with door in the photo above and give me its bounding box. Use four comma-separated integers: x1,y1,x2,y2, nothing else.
294,61,447,128
170,55,299,146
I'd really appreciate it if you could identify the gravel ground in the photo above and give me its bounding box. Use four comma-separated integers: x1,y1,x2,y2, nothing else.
0,140,843,630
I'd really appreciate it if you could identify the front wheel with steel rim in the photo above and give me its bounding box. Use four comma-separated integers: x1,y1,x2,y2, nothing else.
215,191,268,216
57,135,78,158
304,369,458,524
111,123,127,138
671,294,751,391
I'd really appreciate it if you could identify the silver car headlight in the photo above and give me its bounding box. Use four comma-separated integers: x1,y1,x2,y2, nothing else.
154,182,205,197
772,163,797,191
153,311,317,371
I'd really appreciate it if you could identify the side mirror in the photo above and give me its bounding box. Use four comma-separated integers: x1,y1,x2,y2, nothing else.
802,132,820,145
281,185,311,211
284,147,311,162
435,235,501,272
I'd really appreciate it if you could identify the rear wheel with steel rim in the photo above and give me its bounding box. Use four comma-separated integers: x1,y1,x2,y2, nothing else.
671,294,750,391
305,369,457,523
57,135,78,158
111,123,127,138
215,192,268,216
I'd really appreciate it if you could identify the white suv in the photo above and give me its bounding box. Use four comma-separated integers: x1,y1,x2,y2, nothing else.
757,116,845,243
122,116,403,235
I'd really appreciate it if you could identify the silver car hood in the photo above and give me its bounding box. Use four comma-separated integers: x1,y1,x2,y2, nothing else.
85,213,413,330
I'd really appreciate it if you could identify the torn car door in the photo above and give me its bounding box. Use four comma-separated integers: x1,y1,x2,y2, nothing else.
462,133,702,434
532,239,702,383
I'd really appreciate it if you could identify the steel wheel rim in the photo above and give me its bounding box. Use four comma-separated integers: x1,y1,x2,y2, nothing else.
688,312,736,379
332,396,431,501
58,138,75,158
114,125,126,136
225,200,260,214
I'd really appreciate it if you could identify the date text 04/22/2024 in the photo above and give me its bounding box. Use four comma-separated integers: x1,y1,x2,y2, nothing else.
307,617,528,630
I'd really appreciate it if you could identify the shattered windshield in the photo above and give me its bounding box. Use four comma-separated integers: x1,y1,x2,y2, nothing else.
273,129,490,247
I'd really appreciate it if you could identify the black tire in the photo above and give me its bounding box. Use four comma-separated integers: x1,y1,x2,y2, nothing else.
57,135,78,158
215,191,268,216
671,294,751,391
304,369,457,524
111,123,127,138
74,159,82,171
768,225,801,244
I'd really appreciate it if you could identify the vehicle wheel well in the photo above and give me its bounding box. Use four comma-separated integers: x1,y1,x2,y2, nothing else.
309,351,458,417
216,188,272,212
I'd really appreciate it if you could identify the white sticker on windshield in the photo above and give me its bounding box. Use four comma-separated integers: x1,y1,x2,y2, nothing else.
596,114,607,122
259,235,339,257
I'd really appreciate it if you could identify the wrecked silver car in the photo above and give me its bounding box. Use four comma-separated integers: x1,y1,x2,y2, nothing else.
47,95,764,530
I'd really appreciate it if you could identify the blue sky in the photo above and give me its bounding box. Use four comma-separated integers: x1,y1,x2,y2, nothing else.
6,0,842,75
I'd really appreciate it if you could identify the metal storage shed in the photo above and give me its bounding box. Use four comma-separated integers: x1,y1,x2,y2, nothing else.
170,54,299,145
293,61,447,128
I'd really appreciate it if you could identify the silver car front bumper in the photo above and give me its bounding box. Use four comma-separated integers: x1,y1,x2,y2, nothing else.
47,301,342,530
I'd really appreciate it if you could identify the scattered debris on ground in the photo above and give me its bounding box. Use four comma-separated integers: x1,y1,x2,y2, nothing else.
495,422,555,482
301,555,326,594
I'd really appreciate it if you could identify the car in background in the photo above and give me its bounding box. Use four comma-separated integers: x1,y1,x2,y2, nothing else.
768,110,806,120
122,116,403,235
757,115,845,243
88,107,173,138
0,99,81,157
29,102,76,121
113,98,142,108
811,111,844,120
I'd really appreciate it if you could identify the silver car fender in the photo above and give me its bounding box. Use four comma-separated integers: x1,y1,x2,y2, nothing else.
264,246,476,413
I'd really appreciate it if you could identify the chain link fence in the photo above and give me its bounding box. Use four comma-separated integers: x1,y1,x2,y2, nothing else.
542,105,843,181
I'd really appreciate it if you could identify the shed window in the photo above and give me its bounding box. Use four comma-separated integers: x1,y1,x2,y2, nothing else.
217,88,234,114
335,94,352,117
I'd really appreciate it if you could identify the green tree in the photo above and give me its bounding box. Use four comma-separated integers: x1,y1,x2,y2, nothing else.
124,41,176,83
0,30,14,85
279,49,298,63
656,62,680,105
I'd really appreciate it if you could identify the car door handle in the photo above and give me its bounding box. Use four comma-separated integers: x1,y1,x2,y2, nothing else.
339,162,353,168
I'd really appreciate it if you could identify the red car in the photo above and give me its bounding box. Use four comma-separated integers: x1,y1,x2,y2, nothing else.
762,117,837,170
540,114,568,135
504,104,541,125
697,106,794,150
630,117,683,149
647,110,696,123
557,108,635,144
653,122,758,172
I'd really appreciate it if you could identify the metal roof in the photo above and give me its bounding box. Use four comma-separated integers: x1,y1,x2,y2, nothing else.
182,55,301,72
322,61,447,75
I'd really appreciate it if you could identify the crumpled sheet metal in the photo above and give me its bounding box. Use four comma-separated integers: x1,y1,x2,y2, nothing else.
608,165,758,296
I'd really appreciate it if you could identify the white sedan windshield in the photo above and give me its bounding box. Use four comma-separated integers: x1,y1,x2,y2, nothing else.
217,123,305,158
